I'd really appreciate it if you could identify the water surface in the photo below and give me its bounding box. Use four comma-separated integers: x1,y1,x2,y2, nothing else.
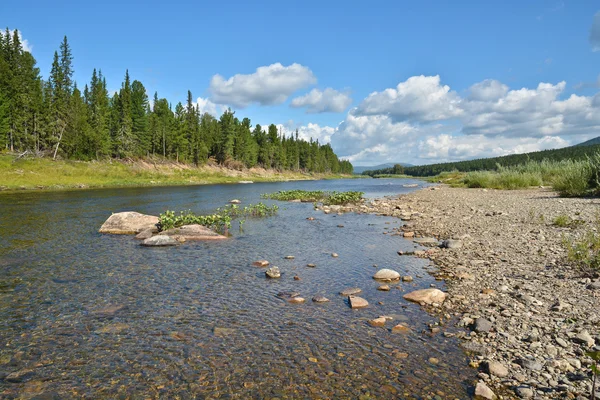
0,178,475,399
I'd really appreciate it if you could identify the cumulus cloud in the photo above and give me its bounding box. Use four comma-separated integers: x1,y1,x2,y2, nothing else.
209,63,316,108
274,121,336,144
355,75,462,123
290,88,352,113
417,134,569,162
319,76,600,165
591,11,600,51
6,29,32,53
194,97,225,117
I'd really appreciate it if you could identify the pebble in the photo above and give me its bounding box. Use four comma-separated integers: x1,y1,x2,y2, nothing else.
474,381,496,400
348,296,369,309
265,267,281,278
377,284,390,291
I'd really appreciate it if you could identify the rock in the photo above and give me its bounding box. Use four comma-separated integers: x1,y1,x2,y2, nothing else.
141,235,178,247
331,253,339,258
99,211,159,234
515,386,534,399
252,260,269,267
428,357,439,365
276,291,300,299
403,288,447,305
92,304,127,317
238,181,253,184
213,327,235,337
369,317,387,327
339,288,362,296
413,237,438,245
486,361,509,378
159,224,227,241
135,228,156,240
519,358,543,371
229,199,241,204
312,296,330,303
306,217,315,221
373,268,400,281
265,267,281,278
284,255,295,260
95,322,130,334
474,382,497,400
441,239,462,249
4,369,35,383
288,297,305,304
293,275,300,281
474,318,493,333
306,263,316,268
573,330,595,347
402,276,413,282
587,280,600,290
403,232,415,238
391,323,411,334
348,295,369,309
377,284,390,291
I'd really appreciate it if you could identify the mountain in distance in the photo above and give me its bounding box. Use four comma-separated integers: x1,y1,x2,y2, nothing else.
574,136,600,147
353,163,413,174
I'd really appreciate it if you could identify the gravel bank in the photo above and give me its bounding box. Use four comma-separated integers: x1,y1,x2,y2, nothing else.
337,186,600,399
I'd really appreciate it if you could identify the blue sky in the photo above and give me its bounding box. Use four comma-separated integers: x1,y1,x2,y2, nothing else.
3,0,600,165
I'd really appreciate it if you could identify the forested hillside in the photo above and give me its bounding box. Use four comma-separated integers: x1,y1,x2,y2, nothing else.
0,30,352,174
362,143,600,177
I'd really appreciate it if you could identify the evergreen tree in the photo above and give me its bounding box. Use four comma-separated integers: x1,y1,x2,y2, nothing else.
131,80,149,155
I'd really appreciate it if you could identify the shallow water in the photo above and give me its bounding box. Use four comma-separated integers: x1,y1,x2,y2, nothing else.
0,179,475,399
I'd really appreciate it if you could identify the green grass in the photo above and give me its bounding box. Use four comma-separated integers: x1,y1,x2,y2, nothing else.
426,155,600,195
0,154,352,193
563,217,600,270
372,174,415,179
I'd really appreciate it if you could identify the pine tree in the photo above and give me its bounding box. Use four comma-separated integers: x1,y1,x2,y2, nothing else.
114,70,134,157
131,80,149,155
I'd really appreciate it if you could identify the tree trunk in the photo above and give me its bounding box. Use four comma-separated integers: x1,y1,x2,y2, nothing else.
53,124,65,160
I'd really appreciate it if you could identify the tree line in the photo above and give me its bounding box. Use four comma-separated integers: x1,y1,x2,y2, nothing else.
362,143,600,177
0,30,353,174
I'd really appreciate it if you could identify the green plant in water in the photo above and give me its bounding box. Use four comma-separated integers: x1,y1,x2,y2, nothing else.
157,202,278,234
262,190,364,205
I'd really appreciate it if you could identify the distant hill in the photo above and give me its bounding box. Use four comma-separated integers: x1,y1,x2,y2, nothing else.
353,163,413,174
362,143,600,177
575,136,600,147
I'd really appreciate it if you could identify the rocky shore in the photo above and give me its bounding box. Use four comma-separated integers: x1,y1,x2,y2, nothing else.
338,186,600,399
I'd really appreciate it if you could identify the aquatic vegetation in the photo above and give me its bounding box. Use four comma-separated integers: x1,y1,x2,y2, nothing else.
261,190,364,205
158,203,279,233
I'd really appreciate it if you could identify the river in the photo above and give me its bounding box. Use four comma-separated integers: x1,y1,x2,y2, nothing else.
0,178,475,399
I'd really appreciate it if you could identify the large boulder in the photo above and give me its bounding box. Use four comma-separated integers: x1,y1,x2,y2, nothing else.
403,288,447,305
373,268,400,281
159,224,227,241
99,212,159,234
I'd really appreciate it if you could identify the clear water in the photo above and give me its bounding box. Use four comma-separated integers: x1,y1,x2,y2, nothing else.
0,178,474,399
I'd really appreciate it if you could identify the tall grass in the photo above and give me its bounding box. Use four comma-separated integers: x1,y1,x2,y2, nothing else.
459,154,600,196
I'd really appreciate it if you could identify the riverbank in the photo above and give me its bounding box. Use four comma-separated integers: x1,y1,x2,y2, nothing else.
351,186,600,399
0,154,354,192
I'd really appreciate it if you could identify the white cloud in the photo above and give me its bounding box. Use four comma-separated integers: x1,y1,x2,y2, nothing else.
195,97,226,117
355,75,462,122
321,76,600,165
6,29,32,53
591,11,600,52
290,88,352,113
274,121,336,144
417,134,569,162
209,63,316,108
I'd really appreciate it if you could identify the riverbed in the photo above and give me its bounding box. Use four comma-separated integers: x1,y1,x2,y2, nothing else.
0,179,476,399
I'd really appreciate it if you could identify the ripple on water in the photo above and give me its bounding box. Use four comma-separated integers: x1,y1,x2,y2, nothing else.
0,180,474,398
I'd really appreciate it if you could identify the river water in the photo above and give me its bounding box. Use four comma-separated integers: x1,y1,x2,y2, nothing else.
0,178,475,399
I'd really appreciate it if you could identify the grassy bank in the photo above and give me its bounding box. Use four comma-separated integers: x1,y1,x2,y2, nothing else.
428,155,600,197
0,154,353,192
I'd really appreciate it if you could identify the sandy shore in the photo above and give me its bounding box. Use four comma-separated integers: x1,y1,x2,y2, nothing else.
345,186,600,399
